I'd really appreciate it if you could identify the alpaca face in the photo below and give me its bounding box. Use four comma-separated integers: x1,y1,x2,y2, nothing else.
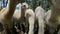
22,2,28,9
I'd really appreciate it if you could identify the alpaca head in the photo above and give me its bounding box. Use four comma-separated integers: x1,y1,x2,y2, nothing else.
22,2,29,9
21,2,28,17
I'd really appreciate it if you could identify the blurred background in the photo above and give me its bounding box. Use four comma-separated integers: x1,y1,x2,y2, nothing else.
0,0,51,11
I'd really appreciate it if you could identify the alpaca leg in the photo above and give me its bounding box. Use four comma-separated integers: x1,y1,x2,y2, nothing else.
38,18,44,34
28,17,35,34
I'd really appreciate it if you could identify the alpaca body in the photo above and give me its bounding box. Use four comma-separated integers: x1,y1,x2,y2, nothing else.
35,6,45,34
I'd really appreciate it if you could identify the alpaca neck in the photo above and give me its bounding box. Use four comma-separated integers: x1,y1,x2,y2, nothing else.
5,0,17,19
21,7,26,18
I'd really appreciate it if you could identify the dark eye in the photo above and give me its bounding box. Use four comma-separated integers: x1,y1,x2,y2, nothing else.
0,23,4,32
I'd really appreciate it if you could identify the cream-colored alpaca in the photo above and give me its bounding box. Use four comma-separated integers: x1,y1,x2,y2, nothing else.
25,9,35,34
13,3,35,34
35,6,45,34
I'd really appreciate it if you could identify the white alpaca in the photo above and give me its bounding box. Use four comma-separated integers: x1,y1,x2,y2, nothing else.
25,9,35,34
12,2,35,34
13,2,35,34
35,6,45,34
13,3,27,34
13,2,28,20
22,3,35,34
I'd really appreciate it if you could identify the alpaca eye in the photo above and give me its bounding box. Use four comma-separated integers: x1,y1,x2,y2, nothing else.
0,23,4,32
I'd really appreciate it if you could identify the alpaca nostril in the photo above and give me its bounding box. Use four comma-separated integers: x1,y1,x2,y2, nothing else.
0,23,4,32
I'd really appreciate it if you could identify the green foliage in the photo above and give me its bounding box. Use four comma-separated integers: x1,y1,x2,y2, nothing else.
26,0,51,11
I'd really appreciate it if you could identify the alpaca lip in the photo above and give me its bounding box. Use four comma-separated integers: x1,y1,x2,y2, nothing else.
0,23,4,32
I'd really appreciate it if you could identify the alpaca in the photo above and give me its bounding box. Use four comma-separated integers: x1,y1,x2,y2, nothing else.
35,6,45,34
25,9,35,34
13,3,35,34
13,2,28,34
0,0,25,34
